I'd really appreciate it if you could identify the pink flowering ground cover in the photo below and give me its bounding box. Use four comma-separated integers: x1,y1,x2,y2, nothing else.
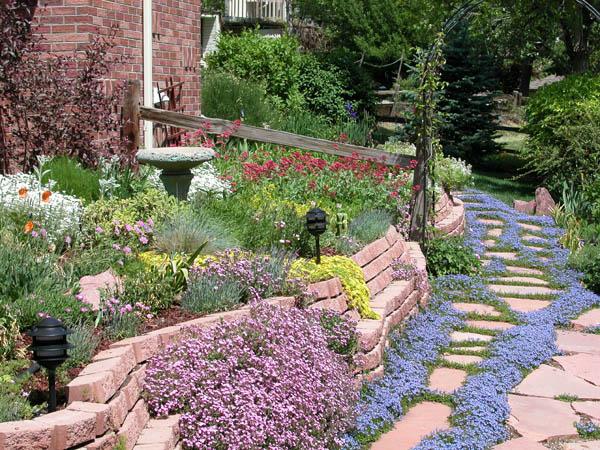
144,303,358,449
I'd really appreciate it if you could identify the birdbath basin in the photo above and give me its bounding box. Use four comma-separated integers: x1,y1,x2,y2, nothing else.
136,147,215,200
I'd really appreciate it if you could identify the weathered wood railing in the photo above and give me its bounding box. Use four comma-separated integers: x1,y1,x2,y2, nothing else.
122,81,414,167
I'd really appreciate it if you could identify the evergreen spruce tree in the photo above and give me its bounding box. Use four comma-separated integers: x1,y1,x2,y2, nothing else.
439,22,501,162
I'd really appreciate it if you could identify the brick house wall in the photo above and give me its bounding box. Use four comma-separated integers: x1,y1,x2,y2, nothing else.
35,0,202,115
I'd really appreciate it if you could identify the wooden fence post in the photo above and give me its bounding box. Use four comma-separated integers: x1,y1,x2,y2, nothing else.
122,80,141,156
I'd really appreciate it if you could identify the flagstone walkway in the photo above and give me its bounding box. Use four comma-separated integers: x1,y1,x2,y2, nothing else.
370,193,600,450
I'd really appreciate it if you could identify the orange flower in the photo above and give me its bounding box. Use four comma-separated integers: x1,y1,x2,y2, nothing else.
24,221,34,234
18,187,28,198
41,190,52,203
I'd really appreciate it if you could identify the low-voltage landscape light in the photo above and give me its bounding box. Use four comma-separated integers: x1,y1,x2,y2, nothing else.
28,317,72,412
306,207,327,264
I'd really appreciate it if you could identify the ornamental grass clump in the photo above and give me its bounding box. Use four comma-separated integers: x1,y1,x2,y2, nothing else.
145,303,357,449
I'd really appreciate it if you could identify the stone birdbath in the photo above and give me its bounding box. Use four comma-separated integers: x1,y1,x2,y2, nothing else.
136,147,215,200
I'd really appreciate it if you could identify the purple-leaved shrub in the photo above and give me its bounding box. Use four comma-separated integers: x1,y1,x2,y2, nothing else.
145,303,357,449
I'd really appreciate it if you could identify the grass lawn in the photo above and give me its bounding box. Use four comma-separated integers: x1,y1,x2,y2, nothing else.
494,130,527,152
473,171,536,205
473,131,537,205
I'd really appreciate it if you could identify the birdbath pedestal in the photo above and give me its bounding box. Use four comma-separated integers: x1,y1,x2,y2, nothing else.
136,147,215,200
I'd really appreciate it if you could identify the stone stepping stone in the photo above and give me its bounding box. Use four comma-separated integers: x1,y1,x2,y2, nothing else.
453,302,501,317
553,354,600,386
494,276,550,286
505,266,546,276
484,239,498,248
79,269,120,310
488,228,503,237
492,437,548,449
557,331,600,355
479,218,505,226
525,245,547,252
564,442,600,450
512,364,600,400
572,309,600,330
465,320,514,331
502,297,551,312
508,394,579,442
452,346,487,352
428,367,467,394
451,331,494,343
523,234,548,243
442,354,483,365
488,284,560,296
485,251,518,261
371,402,452,450
519,223,543,232
573,401,600,422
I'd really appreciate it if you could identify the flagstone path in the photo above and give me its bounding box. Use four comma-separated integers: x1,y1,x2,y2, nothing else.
370,195,600,450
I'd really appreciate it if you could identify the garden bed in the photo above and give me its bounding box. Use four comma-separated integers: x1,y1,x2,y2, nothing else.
0,220,450,450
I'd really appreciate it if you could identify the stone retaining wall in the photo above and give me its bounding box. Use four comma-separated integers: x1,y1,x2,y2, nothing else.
0,197,465,450
435,191,466,236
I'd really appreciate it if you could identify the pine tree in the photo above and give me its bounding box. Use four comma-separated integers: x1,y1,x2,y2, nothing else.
438,22,501,163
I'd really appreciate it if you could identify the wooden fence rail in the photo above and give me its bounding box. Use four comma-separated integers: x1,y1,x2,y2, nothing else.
122,81,414,167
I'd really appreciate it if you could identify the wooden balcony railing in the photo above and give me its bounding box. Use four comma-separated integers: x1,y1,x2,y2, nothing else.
224,0,288,22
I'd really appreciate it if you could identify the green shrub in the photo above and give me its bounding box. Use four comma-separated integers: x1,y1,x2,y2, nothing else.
524,74,600,193
83,189,183,236
0,360,42,423
0,305,19,361
348,210,392,244
425,236,481,277
206,30,304,103
297,56,348,120
0,237,63,304
201,71,277,126
42,157,101,203
117,264,179,312
153,210,236,256
13,291,93,329
569,244,600,294
274,108,334,139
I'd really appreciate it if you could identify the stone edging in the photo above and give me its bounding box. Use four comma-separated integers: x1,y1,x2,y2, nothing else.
0,197,465,450
435,191,466,236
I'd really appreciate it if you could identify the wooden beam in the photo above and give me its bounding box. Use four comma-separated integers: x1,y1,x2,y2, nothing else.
139,106,413,166
122,80,141,155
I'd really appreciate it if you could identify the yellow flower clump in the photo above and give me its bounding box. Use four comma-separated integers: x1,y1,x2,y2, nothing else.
290,255,378,319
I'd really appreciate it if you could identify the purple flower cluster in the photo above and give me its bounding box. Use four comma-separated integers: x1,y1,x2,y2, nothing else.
144,303,357,449
391,259,429,292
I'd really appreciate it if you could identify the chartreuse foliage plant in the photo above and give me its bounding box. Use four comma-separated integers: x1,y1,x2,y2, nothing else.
83,189,182,237
290,255,378,319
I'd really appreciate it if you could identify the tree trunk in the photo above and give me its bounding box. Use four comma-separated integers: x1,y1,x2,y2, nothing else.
518,59,533,97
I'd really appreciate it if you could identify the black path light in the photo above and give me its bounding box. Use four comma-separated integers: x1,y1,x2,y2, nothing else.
306,207,327,264
28,317,72,412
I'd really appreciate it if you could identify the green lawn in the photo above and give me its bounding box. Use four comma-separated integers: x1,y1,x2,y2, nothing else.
473,171,536,205
472,130,537,205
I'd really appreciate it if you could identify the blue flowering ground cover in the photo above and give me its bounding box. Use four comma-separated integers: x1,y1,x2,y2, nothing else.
344,191,600,450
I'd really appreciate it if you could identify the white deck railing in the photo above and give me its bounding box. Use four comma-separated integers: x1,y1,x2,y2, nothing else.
224,0,288,22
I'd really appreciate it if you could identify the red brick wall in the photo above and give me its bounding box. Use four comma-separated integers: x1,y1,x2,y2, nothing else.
35,0,202,115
